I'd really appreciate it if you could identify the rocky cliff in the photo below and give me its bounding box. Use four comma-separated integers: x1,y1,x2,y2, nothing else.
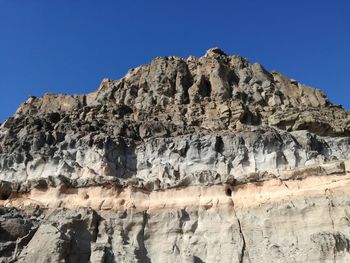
1,48,350,262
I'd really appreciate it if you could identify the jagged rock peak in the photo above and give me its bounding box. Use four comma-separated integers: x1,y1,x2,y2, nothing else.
9,48,349,139
204,47,228,57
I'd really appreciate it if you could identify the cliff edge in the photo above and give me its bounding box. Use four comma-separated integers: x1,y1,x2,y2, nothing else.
1,48,350,262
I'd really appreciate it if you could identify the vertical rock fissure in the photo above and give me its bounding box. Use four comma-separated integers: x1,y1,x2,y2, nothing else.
93,214,103,243
325,188,335,230
237,218,247,263
134,211,151,263
233,207,250,263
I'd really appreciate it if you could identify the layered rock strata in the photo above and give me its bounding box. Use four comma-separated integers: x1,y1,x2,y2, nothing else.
1,48,350,262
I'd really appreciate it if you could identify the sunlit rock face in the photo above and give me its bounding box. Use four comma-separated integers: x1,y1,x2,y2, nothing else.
1,48,350,262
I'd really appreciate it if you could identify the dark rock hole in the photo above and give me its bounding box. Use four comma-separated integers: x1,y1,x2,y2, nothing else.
225,188,232,197
0,191,11,200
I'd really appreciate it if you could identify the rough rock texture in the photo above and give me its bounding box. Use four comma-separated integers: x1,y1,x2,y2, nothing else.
1,48,350,262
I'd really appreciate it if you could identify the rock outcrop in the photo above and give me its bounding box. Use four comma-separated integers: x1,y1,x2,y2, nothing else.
1,48,350,262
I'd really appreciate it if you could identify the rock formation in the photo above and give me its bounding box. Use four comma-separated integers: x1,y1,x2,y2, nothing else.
1,48,350,262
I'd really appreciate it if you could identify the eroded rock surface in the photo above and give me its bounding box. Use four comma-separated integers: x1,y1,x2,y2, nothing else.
1,48,350,262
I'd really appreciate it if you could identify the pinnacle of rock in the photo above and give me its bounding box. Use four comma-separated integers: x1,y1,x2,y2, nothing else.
204,47,228,57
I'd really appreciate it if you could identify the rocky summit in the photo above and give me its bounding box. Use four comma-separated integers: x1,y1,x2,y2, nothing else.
1,48,350,262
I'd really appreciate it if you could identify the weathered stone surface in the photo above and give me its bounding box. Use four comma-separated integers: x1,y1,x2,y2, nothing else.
17,208,97,263
0,48,350,262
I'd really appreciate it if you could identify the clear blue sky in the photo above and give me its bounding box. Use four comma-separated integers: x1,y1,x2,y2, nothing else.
1,1,349,122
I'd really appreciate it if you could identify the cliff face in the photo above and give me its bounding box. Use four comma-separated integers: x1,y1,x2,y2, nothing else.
1,48,350,262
